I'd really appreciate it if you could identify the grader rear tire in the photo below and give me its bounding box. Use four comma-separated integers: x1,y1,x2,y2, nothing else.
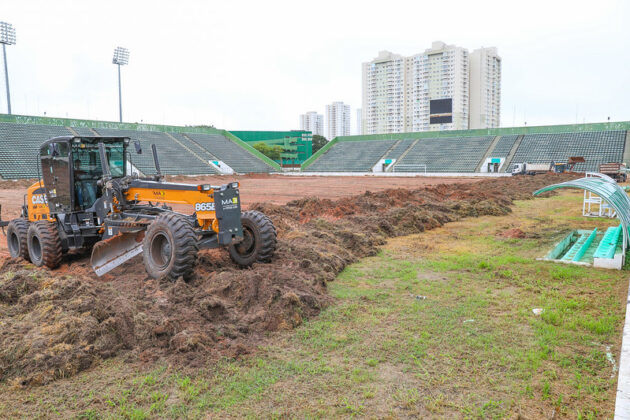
7,218,30,261
228,210,277,267
143,213,198,281
27,221,62,268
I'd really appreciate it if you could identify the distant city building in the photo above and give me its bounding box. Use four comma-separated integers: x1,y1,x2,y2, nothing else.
361,41,501,134
362,50,406,134
356,108,362,135
325,101,351,140
299,111,324,136
469,47,501,129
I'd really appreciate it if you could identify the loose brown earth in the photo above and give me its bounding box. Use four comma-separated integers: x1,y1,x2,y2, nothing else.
0,174,479,252
0,174,573,387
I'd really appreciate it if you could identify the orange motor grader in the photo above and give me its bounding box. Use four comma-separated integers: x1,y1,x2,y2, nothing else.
2,136,276,280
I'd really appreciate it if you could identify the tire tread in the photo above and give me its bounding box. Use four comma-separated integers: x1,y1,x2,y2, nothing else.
28,221,62,268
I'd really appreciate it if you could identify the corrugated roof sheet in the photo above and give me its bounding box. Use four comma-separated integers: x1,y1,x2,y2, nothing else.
533,176,630,250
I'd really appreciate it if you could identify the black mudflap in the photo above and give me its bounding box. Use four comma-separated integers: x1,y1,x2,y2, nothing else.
214,184,243,245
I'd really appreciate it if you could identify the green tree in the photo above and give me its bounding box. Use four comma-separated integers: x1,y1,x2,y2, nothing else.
253,143,284,160
311,135,328,154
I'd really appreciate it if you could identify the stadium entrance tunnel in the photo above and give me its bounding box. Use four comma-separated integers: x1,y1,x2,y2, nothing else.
533,176,630,269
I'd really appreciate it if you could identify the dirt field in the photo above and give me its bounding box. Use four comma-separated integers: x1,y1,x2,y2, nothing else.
0,174,481,253
0,174,577,389
2,172,626,418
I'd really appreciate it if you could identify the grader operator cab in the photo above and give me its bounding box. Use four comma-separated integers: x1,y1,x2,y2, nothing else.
3,136,277,280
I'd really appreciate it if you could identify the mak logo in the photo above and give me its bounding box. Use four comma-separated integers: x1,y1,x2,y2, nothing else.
153,191,166,197
222,197,238,205
31,194,48,205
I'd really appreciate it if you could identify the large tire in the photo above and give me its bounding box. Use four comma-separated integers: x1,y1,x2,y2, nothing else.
229,210,277,267
27,221,62,268
143,213,198,281
7,218,30,261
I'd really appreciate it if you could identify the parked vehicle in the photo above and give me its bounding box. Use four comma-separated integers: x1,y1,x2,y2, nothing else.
598,162,627,182
512,162,552,176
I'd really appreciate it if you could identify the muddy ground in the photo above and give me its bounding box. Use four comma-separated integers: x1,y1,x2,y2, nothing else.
0,175,480,253
0,174,572,386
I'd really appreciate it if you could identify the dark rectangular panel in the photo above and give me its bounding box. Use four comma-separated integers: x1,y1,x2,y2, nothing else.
430,115,453,124
429,98,452,115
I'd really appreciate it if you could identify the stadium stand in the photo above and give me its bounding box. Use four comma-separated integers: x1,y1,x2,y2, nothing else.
169,132,218,161
0,116,279,178
1,115,629,178
507,131,626,172
392,136,494,172
305,139,394,172
0,122,72,178
383,138,416,161
92,128,218,175
70,126,99,137
302,123,630,174
182,132,276,173
488,135,520,157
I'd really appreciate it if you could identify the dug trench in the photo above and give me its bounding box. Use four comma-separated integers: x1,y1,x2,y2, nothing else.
0,174,574,386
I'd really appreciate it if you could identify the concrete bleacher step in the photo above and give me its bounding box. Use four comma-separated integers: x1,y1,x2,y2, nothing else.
183,132,273,173
395,136,495,172
502,134,524,172
381,140,402,160
390,139,420,172
507,131,625,172
475,135,502,172
164,132,218,172
180,133,218,161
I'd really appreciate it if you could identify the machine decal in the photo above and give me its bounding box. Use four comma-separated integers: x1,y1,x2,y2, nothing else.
31,194,48,205
221,197,239,210
195,202,215,212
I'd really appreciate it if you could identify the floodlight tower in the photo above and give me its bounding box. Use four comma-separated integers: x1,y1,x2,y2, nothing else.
112,46,130,122
0,21,16,115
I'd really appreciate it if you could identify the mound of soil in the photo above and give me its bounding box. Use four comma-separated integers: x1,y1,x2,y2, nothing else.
499,228,527,239
0,174,572,386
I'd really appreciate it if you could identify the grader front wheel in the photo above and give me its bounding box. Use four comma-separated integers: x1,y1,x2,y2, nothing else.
142,213,198,281
228,210,277,267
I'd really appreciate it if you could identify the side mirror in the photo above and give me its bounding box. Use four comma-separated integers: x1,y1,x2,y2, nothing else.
134,140,142,155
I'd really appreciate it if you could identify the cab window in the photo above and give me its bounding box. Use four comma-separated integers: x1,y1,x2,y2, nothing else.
71,143,125,179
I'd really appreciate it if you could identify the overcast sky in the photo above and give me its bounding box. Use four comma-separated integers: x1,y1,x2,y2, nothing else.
1,0,629,131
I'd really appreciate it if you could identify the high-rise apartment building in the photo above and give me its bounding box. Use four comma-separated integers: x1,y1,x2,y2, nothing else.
362,50,406,134
299,111,324,136
356,108,362,135
469,47,501,129
361,42,501,134
325,101,351,140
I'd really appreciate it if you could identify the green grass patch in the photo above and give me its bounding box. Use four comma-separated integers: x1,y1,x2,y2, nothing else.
1,192,626,418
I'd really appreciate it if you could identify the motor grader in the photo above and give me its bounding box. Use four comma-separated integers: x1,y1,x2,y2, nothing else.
3,136,277,280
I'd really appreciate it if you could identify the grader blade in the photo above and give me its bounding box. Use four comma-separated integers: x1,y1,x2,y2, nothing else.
91,232,144,276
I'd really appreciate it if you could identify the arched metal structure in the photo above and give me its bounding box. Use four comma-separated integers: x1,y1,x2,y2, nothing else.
533,176,630,250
